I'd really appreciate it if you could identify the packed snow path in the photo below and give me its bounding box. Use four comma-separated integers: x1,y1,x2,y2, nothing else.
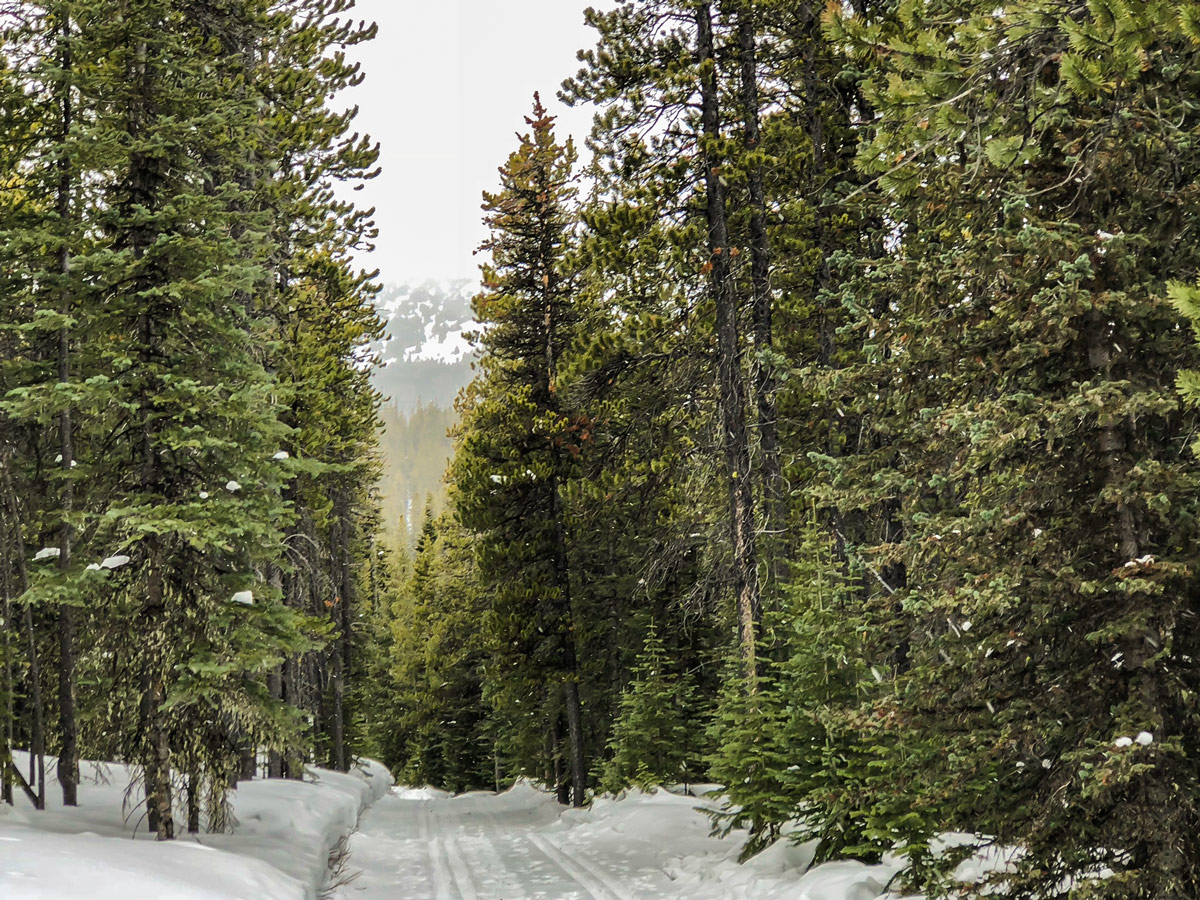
334,785,665,899
332,783,903,900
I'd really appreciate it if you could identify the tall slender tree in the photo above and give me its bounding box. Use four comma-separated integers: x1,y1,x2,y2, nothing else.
453,96,589,806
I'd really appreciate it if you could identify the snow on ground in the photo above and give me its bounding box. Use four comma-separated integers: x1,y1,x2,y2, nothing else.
333,782,918,900
0,752,392,900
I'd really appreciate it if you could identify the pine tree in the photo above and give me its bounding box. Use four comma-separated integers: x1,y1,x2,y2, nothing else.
565,0,765,677
817,0,1200,892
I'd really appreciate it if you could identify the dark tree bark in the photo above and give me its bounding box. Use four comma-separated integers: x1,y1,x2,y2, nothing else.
698,2,762,678
1,542,12,806
186,772,201,834
330,648,346,772
734,3,785,595
54,2,79,808
2,461,46,810
337,492,355,678
239,745,256,781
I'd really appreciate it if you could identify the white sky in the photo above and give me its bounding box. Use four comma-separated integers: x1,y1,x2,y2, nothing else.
339,0,607,285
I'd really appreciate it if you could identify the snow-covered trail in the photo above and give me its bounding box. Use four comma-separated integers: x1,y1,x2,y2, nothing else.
334,782,913,900
335,785,702,900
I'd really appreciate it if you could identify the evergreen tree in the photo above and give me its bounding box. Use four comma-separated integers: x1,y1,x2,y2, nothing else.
452,95,590,805
816,0,1200,892
0,0,385,836
600,621,704,793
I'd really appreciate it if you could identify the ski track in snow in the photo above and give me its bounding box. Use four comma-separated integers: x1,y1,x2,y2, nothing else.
526,830,628,900
336,788,645,900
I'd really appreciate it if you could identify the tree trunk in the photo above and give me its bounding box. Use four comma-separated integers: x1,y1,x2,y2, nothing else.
1,550,12,806
283,653,303,779
735,5,785,598
266,567,284,778
338,493,354,678
239,745,256,781
54,3,79,809
330,643,347,773
698,2,762,679
2,461,46,810
267,664,283,778
186,771,201,834
562,679,587,808
143,558,174,841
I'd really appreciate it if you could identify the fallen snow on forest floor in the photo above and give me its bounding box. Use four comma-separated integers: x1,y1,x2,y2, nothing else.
0,751,392,900
332,781,931,900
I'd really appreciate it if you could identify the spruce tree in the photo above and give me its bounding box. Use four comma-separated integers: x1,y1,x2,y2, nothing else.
600,621,704,793
452,95,590,805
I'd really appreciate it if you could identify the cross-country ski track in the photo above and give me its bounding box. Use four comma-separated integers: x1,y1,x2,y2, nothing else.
332,785,660,900
329,781,915,900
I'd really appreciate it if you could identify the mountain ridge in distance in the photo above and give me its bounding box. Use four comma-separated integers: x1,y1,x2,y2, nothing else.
371,278,479,413
371,280,478,542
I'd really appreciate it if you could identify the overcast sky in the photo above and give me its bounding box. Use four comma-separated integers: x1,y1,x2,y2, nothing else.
340,1,606,286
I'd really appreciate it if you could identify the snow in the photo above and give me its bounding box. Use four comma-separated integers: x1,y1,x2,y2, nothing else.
274,451,291,460
100,555,131,570
5,759,1018,900
200,491,210,499
409,327,474,364
231,590,255,605
333,783,921,900
32,547,60,561
1135,731,1154,746
226,480,242,492
1,753,392,900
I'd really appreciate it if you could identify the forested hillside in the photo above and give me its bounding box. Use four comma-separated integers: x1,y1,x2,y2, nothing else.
371,1,1200,898
0,0,385,841
375,402,456,546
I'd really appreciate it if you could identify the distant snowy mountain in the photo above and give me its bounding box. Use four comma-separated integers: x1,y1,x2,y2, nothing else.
370,280,479,539
374,279,478,366
370,280,479,413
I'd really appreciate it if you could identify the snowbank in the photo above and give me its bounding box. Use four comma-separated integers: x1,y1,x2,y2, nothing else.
534,786,902,899
543,786,993,900
0,753,392,900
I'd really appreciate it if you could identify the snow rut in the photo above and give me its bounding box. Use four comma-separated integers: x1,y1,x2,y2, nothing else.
420,800,457,900
525,830,633,900
478,805,633,900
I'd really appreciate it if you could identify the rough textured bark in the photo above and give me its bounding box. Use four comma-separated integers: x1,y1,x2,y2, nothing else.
735,4,785,591
55,3,79,808
698,2,762,677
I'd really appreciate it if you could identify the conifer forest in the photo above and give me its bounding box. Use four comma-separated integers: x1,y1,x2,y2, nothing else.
4,0,1200,898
